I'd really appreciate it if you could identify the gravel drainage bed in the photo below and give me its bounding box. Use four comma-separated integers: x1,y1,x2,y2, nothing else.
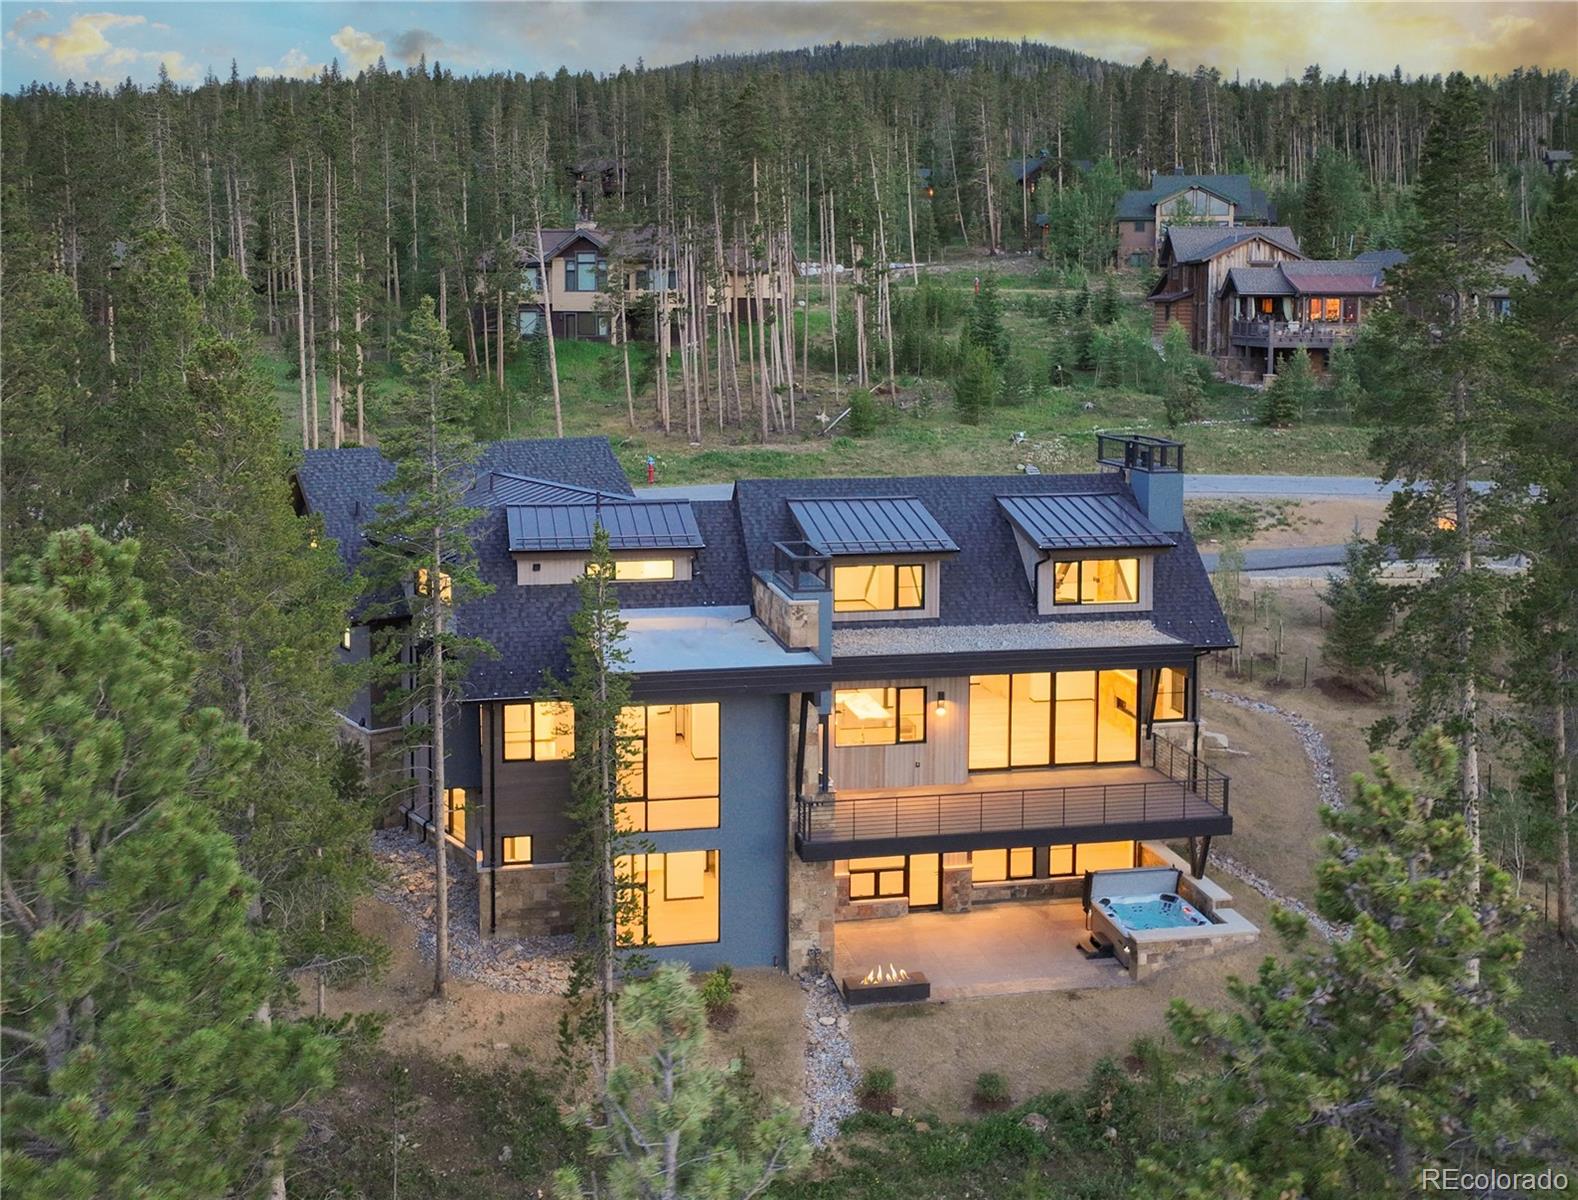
799,971,858,1146
371,829,574,995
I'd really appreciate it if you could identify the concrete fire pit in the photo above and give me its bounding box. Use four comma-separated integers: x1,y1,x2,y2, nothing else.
841,963,931,1005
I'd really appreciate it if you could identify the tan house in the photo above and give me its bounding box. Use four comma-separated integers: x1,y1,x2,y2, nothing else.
1146,225,1304,356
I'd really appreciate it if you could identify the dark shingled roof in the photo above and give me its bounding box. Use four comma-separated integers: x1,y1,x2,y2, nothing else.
1163,225,1302,264
1116,173,1274,223
997,493,1177,551
1355,248,1409,271
1007,154,1048,183
505,501,704,552
788,496,958,555
1223,260,1383,299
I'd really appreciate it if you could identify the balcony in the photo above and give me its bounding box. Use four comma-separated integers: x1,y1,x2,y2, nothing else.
1229,318,1360,349
795,736,1230,861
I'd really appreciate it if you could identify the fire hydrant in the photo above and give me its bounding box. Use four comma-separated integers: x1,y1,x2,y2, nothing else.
645,456,656,484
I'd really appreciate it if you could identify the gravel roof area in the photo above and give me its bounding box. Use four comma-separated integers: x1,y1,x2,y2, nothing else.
832,618,1186,658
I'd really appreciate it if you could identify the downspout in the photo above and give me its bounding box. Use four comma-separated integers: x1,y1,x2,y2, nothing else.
486,703,497,935
818,707,831,794
794,692,810,800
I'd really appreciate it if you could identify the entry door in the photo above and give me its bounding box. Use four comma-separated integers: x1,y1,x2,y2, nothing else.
906,854,940,910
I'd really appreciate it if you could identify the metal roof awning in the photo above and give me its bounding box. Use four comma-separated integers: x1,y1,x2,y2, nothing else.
787,496,959,556
506,501,705,552
997,493,1177,551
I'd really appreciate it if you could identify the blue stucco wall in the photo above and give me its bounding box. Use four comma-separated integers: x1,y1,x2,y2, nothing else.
642,692,789,971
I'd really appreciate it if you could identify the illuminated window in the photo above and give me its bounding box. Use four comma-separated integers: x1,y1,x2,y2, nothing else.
971,847,1033,883
444,788,466,842
1156,667,1189,721
832,563,925,613
1052,558,1138,605
619,851,720,946
613,558,677,581
500,701,575,761
502,835,533,864
1258,297,1275,315
1323,297,1342,321
1049,844,1075,876
616,703,720,832
415,567,453,603
341,626,352,650
1306,296,1322,322
1048,841,1135,874
847,855,907,900
972,670,1138,768
833,687,926,747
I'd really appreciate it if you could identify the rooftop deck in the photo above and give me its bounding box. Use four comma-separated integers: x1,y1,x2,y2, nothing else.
795,737,1230,861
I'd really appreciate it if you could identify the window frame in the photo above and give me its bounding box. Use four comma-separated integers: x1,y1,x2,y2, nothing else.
971,846,1035,883
621,851,721,947
832,686,928,748
612,558,677,581
616,702,721,832
501,835,533,865
969,670,1140,769
831,562,926,613
500,700,575,762
1050,557,1140,606
1155,666,1190,722
443,788,466,842
847,855,908,900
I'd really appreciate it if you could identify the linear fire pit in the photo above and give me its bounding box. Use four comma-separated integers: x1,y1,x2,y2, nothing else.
841,963,931,1006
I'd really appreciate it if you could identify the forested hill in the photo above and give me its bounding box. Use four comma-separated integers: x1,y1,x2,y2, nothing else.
672,36,1109,79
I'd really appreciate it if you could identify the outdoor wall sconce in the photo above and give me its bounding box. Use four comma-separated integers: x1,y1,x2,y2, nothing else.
935,690,947,717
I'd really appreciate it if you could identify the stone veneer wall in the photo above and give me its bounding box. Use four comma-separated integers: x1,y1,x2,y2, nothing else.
481,862,575,937
751,576,821,650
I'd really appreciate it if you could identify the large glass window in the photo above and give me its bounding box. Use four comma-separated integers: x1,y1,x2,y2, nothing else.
1155,667,1189,721
415,568,453,603
617,703,720,832
565,251,606,292
1323,297,1342,321
832,563,925,613
847,855,907,900
522,265,543,293
613,558,676,581
971,671,1139,768
1048,841,1135,875
444,788,466,842
620,851,720,946
518,308,543,337
1342,297,1360,323
1052,558,1138,605
833,687,926,747
501,701,575,761
971,847,1034,883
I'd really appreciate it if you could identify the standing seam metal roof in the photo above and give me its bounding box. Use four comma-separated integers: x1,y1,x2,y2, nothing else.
787,496,960,555
505,502,705,552
997,494,1178,550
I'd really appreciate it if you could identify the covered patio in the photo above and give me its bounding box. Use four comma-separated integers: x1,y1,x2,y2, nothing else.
833,899,1131,1001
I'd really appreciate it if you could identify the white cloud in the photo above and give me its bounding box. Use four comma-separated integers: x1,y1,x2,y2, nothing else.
330,24,384,72
31,11,145,71
256,46,322,80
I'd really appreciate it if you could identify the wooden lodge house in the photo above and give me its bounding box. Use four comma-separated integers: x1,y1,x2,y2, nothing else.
1144,225,1303,357
1115,171,1277,267
1217,260,1385,377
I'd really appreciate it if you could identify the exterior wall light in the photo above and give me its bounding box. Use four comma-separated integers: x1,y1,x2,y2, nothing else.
935,690,947,717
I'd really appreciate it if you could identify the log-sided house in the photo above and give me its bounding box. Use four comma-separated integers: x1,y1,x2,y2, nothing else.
298,433,1258,988
1115,172,1277,267
1217,260,1385,375
1145,225,1303,357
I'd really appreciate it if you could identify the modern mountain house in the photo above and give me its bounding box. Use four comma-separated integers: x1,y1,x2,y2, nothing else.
1115,171,1277,267
296,434,1244,978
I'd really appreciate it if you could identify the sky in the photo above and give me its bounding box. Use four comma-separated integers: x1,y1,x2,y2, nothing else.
2,1,1574,91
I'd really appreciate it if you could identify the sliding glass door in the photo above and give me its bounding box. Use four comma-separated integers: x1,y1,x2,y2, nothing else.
969,670,1139,769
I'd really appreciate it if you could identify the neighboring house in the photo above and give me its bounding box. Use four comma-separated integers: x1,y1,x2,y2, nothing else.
1008,152,1050,195
482,224,780,342
297,432,1242,978
1218,259,1385,375
1115,171,1277,267
1357,243,1537,319
1145,225,1303,356
1541,148,1573,177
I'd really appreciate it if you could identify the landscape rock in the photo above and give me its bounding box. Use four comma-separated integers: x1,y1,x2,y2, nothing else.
889,1106,904,1118
1021,1112,1050,1133
799,972,858,1147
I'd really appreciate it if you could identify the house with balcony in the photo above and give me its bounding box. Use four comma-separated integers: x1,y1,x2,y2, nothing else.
1145,224,1304,357
296,433,1248,984
1115,171,1277,267
1218,259,1386,376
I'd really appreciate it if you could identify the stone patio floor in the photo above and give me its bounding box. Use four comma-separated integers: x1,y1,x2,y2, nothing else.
834,899,1132,1001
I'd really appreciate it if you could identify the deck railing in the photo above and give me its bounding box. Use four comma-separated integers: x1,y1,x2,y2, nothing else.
1229,318,1360,347
772,540,830,594
795,737,1228,851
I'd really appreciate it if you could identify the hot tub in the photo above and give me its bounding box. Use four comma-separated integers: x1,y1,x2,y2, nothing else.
1094,892,1211,932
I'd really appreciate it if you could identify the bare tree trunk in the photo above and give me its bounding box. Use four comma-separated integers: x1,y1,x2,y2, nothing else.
306,158,320,450
1454,418,1481,987
354,245,367,444
1556,658,1571,943
289,156,309,450
903,134,919,283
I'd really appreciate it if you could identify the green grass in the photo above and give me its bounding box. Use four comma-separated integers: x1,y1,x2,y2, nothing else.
267,263,1379,484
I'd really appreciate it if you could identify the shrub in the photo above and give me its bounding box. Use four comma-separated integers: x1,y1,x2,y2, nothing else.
952,345,996,425
1261,348,1315,426
973,1072,1011,1110
858,1067,897,1109
997,354,1034,407
846,389,879,435
1094,273,1122,324
699,964,735,1014
1160,321,1206,425
963,272,1008,365
1047,332,1078,387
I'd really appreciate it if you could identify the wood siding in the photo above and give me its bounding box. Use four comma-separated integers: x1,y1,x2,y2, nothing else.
829,675,969,792
513,551,695,586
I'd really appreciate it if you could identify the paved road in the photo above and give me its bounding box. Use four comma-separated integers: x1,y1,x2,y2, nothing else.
1199,545,1349,572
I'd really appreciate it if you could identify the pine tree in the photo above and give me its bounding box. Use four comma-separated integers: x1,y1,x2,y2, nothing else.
952,343,995,424
963,271,1007,365
1320,535,1392,694
1093,272,1121,324
996,353,1033,406
1160,320,1204,425
1260,347,1314,426
2,529,337,1196
363,296,493,999
553,963,810,1200
1140,736,1578,1196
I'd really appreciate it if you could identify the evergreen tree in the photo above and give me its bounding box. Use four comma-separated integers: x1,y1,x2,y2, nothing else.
1356,73,1518,931
1160,320,1204,425
996,353,1033,406
1140,736,1578,1196
952,344,995,424
553,963,810,1200
139,261,382,991
1260,347,1315,426
1046,328,1077,387
556,526,644,1102
363,296,493,999
2,530,336,1196
963,271,1007,365
1093,272,1121,324
1320,535,1392,693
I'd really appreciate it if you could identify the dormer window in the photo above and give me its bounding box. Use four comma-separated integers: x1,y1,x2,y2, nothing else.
588,557,681,582
1052,558,1139,606
832,563,924,613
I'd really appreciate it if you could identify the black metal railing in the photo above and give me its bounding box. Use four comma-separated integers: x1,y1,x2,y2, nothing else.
795,738,1228,849
772,540,830,594
1096,433,1184,474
